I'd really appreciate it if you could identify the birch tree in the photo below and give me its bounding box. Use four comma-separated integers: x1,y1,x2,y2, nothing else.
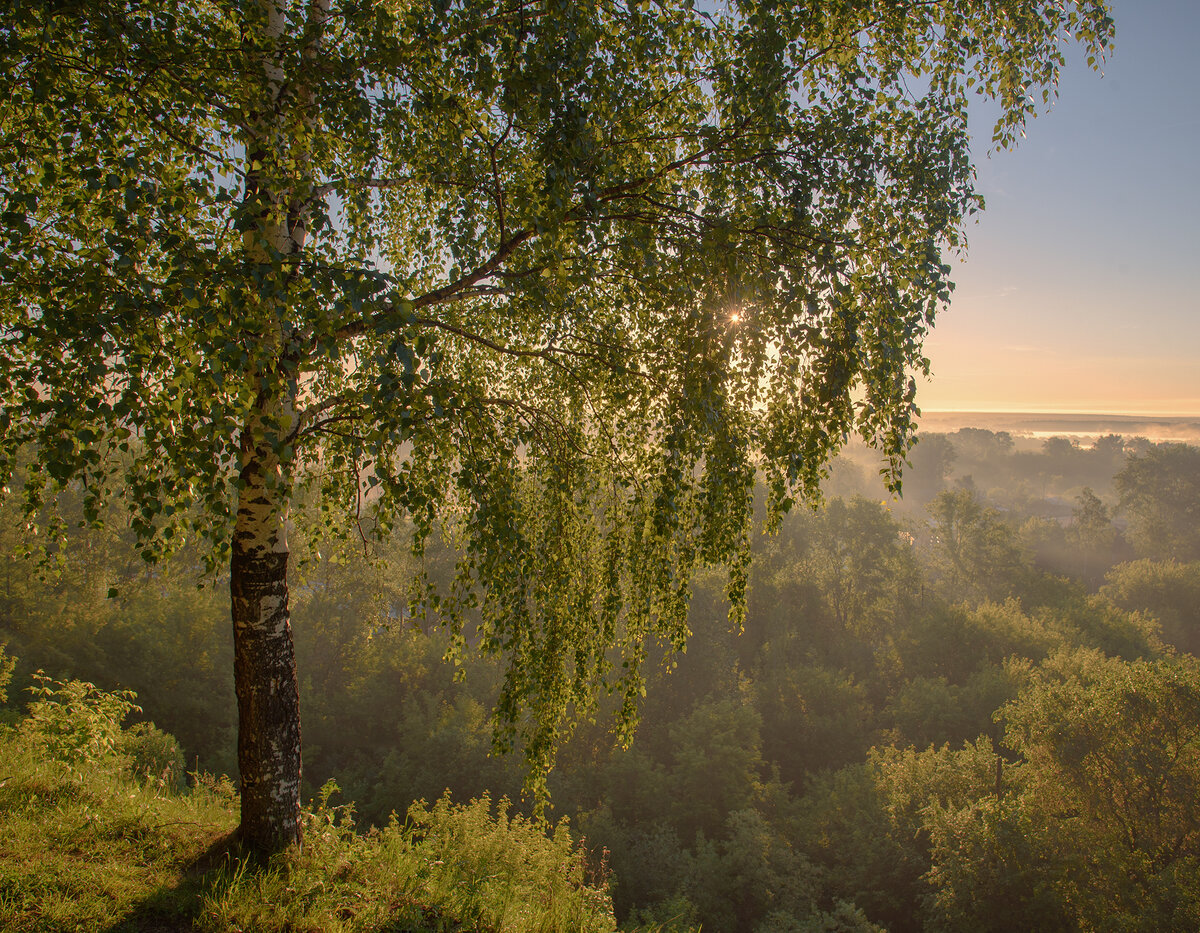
0,0,1113,853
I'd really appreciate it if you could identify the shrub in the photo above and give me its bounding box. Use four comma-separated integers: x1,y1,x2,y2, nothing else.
20,672,140,767
119,721,187,791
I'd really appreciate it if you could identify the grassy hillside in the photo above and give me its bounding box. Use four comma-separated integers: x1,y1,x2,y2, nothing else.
0,666,623,933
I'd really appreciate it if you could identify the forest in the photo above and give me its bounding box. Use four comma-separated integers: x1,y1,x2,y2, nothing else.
3,427,1198,931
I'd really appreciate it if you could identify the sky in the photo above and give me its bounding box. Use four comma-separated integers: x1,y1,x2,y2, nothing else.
917,0,1200,416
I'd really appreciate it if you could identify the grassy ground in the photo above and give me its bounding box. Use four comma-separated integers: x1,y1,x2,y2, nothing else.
0,740,620,932
0,674,621,932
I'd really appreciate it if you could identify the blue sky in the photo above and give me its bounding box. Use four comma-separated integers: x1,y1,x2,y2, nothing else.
919,0,1200,415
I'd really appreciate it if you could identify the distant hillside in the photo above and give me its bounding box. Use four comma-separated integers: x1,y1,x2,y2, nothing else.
917,410,1200,446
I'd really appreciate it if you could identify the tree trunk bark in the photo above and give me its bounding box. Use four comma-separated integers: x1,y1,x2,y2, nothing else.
230,449,302,853
227,0,323,855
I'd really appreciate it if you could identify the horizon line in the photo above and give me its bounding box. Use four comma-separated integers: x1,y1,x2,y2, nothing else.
919,408,1200,419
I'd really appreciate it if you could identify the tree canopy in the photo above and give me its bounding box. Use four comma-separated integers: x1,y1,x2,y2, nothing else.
1116,444,1200,561
0,0,1114,851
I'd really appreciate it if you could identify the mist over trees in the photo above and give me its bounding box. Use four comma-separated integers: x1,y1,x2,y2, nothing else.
4,429,1199,930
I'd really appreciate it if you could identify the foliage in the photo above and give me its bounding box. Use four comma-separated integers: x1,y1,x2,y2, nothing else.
20,671,140,767
667,694,766,842
926,489,1029,603
748,495,920,679
902,434,957,505
1017,486,1133,588
922,796,1073,932
883,660,1031,749
119,721,188,792
759,662,875,785
16,670,189,795
920,650,1200,931
799,497,922,642
577,808,689,922
1002,652,1200,912
1102,558,1200,656
685,808,818,933
398,793,615,932
1034,593,1163,662
896,600,1058,684
1116,444,1200,561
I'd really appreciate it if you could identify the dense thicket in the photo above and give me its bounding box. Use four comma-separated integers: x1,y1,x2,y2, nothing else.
3,430,1199,930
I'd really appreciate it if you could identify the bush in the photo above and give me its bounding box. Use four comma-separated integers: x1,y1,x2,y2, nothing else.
16,670,186,790
20,671,140,767
119,721,187,791
395,792,617,932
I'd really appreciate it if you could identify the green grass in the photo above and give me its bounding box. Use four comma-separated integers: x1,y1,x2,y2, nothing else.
0,737,235,932
0,723,620,932
193,787,619,933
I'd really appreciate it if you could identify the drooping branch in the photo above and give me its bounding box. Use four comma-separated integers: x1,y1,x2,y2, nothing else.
331,228,535,344
324,131,733,350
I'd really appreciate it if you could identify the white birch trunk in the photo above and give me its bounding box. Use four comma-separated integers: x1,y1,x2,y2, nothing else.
230,0,310,853
231,438,302,852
